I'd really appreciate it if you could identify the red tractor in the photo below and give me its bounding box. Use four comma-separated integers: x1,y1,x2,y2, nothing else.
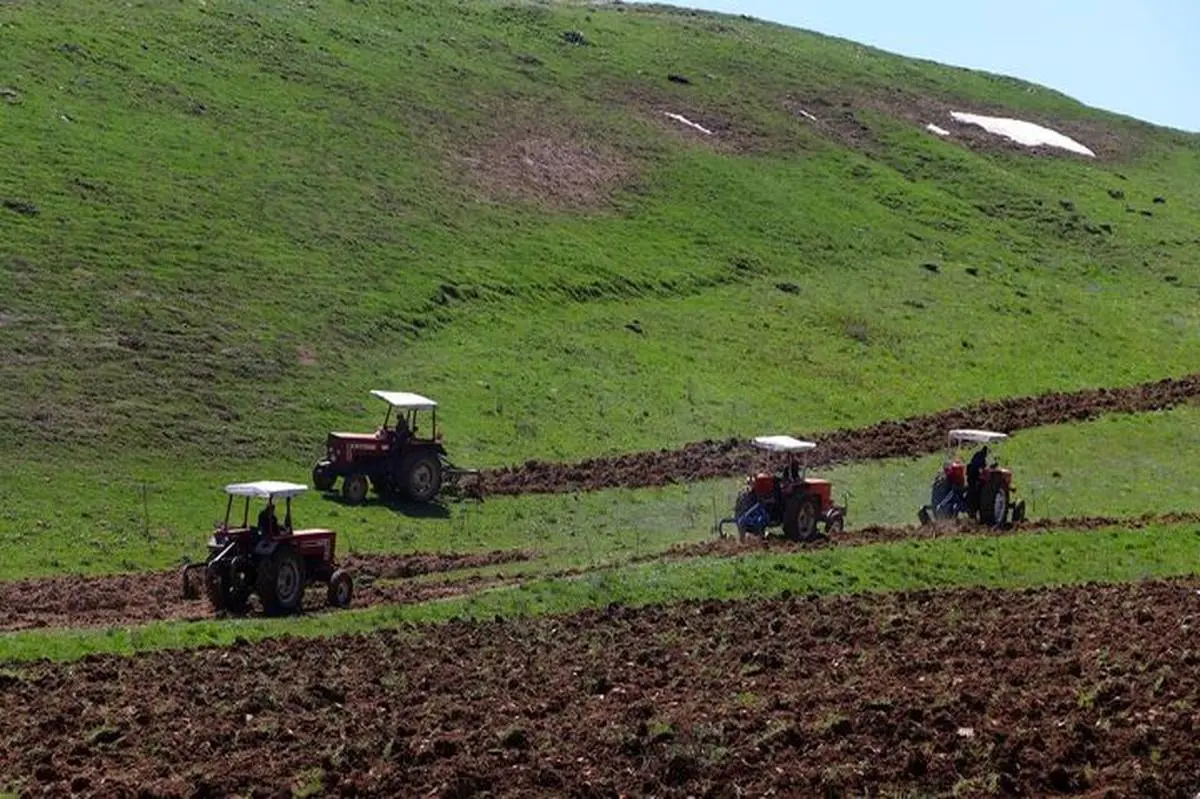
181,481,353,615
918,429,1027,526
312,390,478,504
717,435,846,541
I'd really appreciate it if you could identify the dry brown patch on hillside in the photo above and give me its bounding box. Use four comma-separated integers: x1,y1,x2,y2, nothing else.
460,128,634,210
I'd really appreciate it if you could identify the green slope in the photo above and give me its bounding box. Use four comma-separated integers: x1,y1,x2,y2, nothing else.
1,0,1198,473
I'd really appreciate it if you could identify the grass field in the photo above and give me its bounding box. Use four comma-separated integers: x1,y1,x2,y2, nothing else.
1,403,1196,581
1,519,1195,663
2,0,1198,473
1,0,1199,676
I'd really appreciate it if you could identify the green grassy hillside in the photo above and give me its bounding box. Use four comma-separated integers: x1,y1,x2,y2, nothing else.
2,0,1197,472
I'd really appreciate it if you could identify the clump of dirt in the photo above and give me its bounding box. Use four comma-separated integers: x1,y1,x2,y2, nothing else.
463,131,634,210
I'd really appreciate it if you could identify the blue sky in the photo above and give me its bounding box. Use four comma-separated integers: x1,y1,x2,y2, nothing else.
636,0,1199,132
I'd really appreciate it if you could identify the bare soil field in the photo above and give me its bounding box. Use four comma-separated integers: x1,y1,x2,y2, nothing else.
0,550,531,633
479,373,1200,496
3,579,1199,797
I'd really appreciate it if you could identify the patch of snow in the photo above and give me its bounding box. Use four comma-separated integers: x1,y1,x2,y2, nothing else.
925,123,950,136
795,107,819,123
949,111,1095,157
663,112,713,136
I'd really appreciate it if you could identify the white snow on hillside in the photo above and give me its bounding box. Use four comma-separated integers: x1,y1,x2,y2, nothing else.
663,112,713,135
949,111,1095,157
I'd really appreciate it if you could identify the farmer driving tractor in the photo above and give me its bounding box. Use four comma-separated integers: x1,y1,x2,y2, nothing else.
965,445,989,517
256,499,280,538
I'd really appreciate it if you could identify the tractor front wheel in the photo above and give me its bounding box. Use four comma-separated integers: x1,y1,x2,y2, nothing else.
312,464,335,492
257,544,306,615
327,569,353,608
401,452,442,503
342,473,369,505
980,478,1010,526
782,495,819,542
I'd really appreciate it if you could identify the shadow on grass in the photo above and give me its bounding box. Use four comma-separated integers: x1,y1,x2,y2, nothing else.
317,490,456,520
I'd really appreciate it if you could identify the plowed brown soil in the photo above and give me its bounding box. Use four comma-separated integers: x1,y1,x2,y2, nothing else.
479,373,1200,496
0,550,531,633
4,579,1199,797
6,514,1198,634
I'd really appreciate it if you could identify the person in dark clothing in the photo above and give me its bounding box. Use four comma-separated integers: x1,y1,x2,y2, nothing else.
783,455,802,483
965,446,989,518
257,499,280,538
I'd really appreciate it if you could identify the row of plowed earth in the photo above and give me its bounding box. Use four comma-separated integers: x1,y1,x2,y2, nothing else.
0,550,532,633
4,514,1197,633
478,373,1200,495
3,579,1199,797
654,511,1200,562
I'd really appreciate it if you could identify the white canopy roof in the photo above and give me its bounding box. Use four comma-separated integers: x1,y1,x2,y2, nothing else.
371,390,438,410
224,480,309,499
752,435,817,453
948,429,1009,445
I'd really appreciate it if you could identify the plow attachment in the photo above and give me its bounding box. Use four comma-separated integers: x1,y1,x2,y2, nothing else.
180,562,208,600
441,459,483,499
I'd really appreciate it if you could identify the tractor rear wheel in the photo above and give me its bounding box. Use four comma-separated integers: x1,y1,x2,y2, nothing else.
327,569,353,609
782,495,819,542
342,473,369,505
401,452,442,503
312,465,335,492
980,477,1010,526
257,544,306,615
733,489,764,539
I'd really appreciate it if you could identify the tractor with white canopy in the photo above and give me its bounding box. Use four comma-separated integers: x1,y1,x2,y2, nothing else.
918,428,1026,526
312,390,478,504
181,480,353,615
717,435,846,541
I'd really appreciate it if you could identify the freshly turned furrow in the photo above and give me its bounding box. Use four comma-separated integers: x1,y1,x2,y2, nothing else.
4,513,1197,633
478,373,1200,496
3,579,1200,797
0,550,533,633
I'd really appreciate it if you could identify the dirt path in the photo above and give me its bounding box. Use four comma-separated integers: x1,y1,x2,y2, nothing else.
3,579,1199,796
0,550,532,633
3,513,1196,634
478,372,1200,495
